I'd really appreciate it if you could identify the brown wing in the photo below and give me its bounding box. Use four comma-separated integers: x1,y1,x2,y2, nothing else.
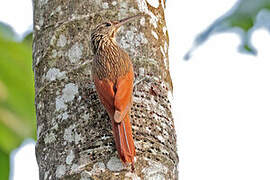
114,67,134,123
93,77,115,119
113,67,135,169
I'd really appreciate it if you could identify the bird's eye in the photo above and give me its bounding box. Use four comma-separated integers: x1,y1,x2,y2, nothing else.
105,23,111,27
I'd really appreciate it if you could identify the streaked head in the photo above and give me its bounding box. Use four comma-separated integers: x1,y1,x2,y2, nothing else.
91,14,143,52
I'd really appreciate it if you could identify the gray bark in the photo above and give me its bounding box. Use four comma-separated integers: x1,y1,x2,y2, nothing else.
33,0,178,179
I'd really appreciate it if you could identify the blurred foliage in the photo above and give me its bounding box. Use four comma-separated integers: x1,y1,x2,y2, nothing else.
0,23,17,41
22,32,33,47
0,149,9,180
185,0,270,59
0,22,35,180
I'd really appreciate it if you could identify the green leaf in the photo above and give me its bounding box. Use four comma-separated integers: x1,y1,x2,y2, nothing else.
0,33,35,134
0,21,35,180
185,0,270,59
0,23,35,153
0,121,22,153
0,148,10,180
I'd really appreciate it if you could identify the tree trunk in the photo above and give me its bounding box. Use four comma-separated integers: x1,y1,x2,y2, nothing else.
33,0,178,179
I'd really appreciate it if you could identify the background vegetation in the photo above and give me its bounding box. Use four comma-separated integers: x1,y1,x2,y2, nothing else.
0,23,35,180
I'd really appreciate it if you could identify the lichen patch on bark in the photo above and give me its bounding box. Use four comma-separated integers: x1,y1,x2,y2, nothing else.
66,150,75,165
68,43,83,63
46,68,66,81
107,157,125,171
56,164,66,178
90,162,106,175
142,159,168,179
57,34,67,47
44,131,56,144
55,83,78,111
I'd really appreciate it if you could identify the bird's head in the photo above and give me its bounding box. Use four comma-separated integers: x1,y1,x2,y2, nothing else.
91,14,143,52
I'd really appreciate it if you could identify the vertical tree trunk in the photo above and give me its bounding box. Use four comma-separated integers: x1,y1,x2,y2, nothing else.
33,0,178,179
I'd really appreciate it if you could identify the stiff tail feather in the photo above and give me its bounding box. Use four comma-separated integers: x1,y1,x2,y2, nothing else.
112,113,135,170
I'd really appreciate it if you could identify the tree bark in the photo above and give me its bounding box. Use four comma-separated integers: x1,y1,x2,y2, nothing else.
33,0,178,179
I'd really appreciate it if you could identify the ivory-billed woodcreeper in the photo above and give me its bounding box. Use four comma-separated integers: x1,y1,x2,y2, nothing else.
91,14,142,170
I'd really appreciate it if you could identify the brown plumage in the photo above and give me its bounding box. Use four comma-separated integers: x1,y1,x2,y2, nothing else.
91,14,142,170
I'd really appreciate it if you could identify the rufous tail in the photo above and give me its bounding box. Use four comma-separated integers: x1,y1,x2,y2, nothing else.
112,113,135,169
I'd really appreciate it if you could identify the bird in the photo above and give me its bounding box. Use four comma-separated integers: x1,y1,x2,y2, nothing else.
90,14,142,171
